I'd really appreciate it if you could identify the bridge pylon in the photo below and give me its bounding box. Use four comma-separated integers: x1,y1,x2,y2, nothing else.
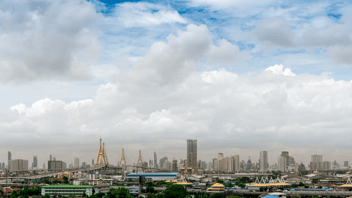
95,138,109,166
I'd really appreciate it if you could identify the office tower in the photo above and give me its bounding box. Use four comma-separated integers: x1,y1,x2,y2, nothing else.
50,155,52,161
310,154,323,170
8,151,12,160
217,153,224,171
48,161,62,171
172,160,178,172
345,161,349,167
322,161,331,170
69,163,73,169
154,152,158,169
213,158,218,171
62,162,67,169
187,139,197,167
9,159,29,171
246,158,252,170
278,156,287,172
260,151,268,172
92,159,94,165
82,162,86,168
33,156,38,168
53,157,56,161
159,156,168,168
228,157,234,172
74,157,79,169
233,155,240,172
1,163,4,170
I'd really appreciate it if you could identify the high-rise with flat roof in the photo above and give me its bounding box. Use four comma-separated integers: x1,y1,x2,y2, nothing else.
187,139,197,167
33,156,38,168
260,151,268,172
74,157,79,169
345,161,349,167
154,152,158,169
234,155,240,172
9,159,28,171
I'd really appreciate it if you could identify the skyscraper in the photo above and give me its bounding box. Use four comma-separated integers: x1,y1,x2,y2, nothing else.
278,155,287,172
53,157,56,161
50,154,52,161
310,154,323,170
217,153,224,171
345,161,349,167
33,156,38,168
234,155,240,172
154,152,158,169
74,157,79,169
259,151,268,172
92,159,94,165
187,139,197,167
8,151,12,169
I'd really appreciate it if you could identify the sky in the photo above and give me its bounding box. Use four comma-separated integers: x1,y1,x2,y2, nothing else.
1,0,352,168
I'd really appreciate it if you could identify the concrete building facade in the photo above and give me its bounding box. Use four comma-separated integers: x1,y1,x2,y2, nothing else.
187,139,197,167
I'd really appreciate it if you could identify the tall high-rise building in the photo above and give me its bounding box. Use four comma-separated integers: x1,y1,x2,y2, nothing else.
187,139,197,167
172,160,178,172
154,152,158,169
74,157,79,169
234,155,240,172
217,153,224,171
278,156,287,172
92,159,94,165
50,155,52,161
8,151,12,168
259,151,268,172
213,158,218,171
53,157,56,161
345,161,349,167
159,156,168,168
48,161,62,171
310,154,323,170
9,159,28,171
32,156,38,168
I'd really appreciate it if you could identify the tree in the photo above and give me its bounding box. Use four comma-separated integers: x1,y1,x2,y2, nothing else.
210,193,223,198
163,185,188,198
44,194,50,198
146,186,155,193
217,180,224,184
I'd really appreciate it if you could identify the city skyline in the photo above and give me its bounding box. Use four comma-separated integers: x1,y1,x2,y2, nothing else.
2,0,352,167
1,139,350,171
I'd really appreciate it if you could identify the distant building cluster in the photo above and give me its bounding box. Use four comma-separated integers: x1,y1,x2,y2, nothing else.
1,138,348,175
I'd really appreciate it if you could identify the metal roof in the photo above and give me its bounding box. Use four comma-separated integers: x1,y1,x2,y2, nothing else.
42,185,92,188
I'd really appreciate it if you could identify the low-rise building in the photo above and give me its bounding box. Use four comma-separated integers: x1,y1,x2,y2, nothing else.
41,185,93,197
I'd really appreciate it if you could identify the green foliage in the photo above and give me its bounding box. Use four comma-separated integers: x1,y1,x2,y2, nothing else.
163,184,188,198
156,181,167,186
44,195,50,198
10,187,41,198
103,187,133,198
146,185,155,193
217,179,224,184
237,183,246,188
210,193,223,198
224,183,234,187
